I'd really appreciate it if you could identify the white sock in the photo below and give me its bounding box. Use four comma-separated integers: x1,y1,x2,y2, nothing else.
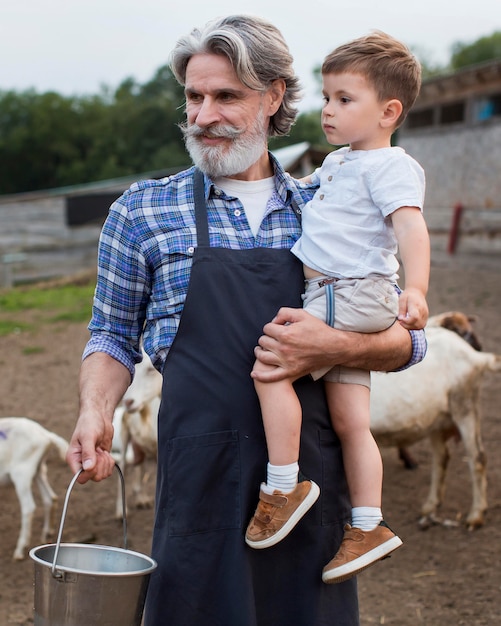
262,462,299,494
351,506,383,531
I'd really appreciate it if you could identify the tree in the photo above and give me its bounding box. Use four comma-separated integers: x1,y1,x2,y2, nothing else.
451,31,501,70
106,65,188,175
270,110,328,152
0,90,108,193
0,66,188,194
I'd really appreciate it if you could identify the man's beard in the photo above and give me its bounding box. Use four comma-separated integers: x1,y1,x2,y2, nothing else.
180,110,268,178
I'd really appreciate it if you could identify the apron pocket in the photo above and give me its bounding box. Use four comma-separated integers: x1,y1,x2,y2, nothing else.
318,429,351,526
167,429,240,536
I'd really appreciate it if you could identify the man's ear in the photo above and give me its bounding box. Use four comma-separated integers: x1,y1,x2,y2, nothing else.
267,79,286,115
381,99,403,128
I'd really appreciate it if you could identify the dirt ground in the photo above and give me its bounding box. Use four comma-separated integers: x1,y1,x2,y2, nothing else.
0,252,500,626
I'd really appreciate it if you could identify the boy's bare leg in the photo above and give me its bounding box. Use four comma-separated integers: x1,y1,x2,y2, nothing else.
245,360,320,549
322,380,402,583
253,359,301,466
325,381,382,508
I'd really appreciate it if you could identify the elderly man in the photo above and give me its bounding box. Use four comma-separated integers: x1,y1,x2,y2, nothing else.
67,15,425,626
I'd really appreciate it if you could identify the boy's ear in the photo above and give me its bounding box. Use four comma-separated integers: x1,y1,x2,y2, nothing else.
381,99,403,128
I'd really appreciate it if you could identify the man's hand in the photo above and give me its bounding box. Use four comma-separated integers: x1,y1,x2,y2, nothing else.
66,409,116,483
66,352,131,483
252,307,347,383
252,306,414,383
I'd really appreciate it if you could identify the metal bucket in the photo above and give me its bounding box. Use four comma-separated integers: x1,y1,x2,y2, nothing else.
30,466,157,626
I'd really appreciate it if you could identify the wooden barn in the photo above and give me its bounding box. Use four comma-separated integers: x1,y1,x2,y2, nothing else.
0,145,326,287
0,169,177,287
398,58,501,256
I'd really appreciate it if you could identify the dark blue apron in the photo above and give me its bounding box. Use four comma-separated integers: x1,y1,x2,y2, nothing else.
144,170,359,626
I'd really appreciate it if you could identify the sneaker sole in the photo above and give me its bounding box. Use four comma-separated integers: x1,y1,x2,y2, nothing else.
322,535,403,584
245,481,320,549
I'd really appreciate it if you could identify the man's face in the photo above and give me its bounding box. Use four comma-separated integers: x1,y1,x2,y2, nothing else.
182,53,270,179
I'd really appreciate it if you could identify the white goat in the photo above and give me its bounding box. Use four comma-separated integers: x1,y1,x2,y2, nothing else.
396,311,482,470
370,313,501,530
0,417,69,560
113,350,162,518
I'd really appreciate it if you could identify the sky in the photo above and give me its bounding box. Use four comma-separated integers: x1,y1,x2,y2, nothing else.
2,0,500,112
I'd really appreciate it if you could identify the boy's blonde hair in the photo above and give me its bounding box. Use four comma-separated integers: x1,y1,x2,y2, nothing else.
322,31,421,127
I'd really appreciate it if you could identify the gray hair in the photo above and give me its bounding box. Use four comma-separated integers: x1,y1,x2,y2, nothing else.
170,14,302,137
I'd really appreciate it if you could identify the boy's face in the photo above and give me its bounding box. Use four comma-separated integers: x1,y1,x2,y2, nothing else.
321,72,393,151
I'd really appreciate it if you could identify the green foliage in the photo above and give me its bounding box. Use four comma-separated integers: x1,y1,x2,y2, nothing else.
0,66,188,194
410,45,450,78
451,31,501,70
270,110,329,151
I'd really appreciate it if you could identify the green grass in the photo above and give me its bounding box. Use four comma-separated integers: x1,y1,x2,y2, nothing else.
22,345,46,355
0,281,95,335
0,320,32,336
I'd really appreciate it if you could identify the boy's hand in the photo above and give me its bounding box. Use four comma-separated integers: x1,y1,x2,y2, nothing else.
398,288,428,330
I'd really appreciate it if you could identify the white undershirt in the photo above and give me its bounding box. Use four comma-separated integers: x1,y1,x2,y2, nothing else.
215,176,275,236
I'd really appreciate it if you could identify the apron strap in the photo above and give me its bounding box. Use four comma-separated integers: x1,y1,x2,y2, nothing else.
194,168,210,247
289,196,302,223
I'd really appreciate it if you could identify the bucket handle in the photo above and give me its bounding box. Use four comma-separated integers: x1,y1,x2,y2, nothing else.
51,464,128,578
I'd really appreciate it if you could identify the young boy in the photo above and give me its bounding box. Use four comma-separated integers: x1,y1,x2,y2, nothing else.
246,31,430,584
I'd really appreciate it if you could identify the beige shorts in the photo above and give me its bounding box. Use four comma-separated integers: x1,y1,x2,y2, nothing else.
303,275,398,388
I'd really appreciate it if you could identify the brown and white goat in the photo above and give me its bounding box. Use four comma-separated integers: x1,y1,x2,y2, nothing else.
371,313,500,529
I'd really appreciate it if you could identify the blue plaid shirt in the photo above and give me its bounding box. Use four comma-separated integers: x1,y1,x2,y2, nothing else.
84,154,427,377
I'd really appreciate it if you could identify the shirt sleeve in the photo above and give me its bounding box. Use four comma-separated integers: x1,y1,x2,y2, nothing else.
392,282,428,371
393,328,428,371
371,152,425,217
83,192,149,378
310,167,322,185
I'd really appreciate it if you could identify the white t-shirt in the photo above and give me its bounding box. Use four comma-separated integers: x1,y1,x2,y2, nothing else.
215,176,275,237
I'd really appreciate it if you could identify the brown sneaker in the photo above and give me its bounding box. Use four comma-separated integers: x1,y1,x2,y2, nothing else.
322,521,403,584
245,480,320,549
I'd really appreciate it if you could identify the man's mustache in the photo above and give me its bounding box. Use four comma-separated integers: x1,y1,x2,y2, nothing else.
179,123,244,140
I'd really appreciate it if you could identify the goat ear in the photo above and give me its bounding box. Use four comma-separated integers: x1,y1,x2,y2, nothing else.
442,317,454,330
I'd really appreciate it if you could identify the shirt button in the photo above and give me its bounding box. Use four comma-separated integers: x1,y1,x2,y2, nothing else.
234,209,241,217
187,246,195,254
215,189,222,196
328,176,333,181
319,194,325,200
